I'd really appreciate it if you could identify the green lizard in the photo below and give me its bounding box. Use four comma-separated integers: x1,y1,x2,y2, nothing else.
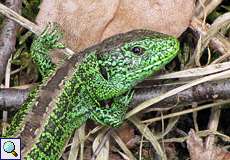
3,25,179,159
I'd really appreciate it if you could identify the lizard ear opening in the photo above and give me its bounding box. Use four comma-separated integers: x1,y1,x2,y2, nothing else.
99,66,108,80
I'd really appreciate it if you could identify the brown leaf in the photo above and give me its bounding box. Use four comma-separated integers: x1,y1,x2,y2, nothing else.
116,123,136,149
187,129,230,160
36,0,195,52
164,143,177,160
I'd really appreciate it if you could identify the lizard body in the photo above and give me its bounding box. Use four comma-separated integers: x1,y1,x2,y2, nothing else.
3,26,179,159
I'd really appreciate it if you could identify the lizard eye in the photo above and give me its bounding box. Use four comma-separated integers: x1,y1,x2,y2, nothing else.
131,47,144,55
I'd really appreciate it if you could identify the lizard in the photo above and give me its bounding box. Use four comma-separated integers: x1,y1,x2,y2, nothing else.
3,25,180,159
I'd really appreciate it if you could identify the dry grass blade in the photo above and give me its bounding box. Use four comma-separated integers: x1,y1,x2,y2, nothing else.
68,124,86,160
0,2,41,34
190,17,230,57
202,12,230,47
195,12,230,66
86,126,103,138
154,61,230,80
92,128,110,160
126,69,230,118
205,107,221,149
0,3,75,56
195,0,223,19
129,116,167,160
139,135,144,160
141,99,230,124
160,116,180,138
2,56,12,133
111,132,137,160
163,130,230,143
67,129,80,160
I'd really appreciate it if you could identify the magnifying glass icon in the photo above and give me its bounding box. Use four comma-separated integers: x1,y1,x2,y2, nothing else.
3,141,18,157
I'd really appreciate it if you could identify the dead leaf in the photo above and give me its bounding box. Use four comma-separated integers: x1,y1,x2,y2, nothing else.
36,0,195,52
187,129,230,160
116,123,136,149
164,143,177,160
110,153,124,160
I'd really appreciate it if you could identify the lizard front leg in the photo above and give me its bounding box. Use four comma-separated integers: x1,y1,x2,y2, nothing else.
30,23,64,78
80,53,131,100
90,91,134,128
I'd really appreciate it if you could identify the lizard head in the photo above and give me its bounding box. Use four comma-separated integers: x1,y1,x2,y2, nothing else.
98,30,180,88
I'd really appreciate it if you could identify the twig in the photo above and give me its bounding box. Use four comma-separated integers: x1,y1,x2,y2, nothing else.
0,0,21,134
133,79,230,109
0,2,40,34
195,0,224,19
0,88,30,110
126,68,230,118
3,79,230,113
3,60,230,110
0,1,21,83
0,2,75,56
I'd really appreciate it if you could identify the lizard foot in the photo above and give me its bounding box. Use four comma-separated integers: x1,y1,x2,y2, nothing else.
35,23,65,50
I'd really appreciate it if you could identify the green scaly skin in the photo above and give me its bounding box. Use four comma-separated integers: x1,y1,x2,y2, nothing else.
3,25,65,138
3,26,180,159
